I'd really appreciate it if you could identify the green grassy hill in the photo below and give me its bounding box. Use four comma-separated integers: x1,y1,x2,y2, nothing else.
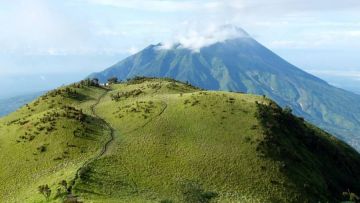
0,77,359,203
90,35,360,152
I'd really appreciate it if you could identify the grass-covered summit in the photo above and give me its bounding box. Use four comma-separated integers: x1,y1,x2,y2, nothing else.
0,77,359,203
90,32,360,152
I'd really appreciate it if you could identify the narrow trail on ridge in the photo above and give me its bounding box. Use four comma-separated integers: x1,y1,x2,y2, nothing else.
68,88,115,194
68,86,170,199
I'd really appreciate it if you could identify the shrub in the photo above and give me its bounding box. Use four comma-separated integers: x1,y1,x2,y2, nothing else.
127,76,153,84
79,78,99,87
111,89,144,101
37,145,47,153
108,77,119,84
59,180,68,190
283,106,292,115
79,166,91,181
243,136,251,143
92,78,99,85
181,181,218,203
38,184,51,200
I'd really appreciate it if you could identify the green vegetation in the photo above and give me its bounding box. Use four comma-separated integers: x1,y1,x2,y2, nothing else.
0,80,110,202
89,38,360,151
0,77,360,202
38,184,51,200
107,76,119,84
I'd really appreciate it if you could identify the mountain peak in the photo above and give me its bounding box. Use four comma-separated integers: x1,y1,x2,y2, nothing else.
219,24,250,37
90,29,360,152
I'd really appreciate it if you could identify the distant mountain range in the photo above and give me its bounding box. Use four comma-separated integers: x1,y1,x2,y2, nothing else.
0,92,45,117
90,28,360,151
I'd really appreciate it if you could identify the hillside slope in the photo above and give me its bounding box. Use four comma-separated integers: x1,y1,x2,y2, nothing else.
1,78,360,203
0,80,112,202
89,32,360,151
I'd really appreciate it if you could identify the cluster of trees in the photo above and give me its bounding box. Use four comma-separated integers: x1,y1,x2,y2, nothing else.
72,77,121,87
80,78,100,87
40,112,59,123
25,103,34,112
69,76,198,89
125,75,198,89
36,112,59,134
17,133,35,143
38,86,86,103
107,77,119,84
183,97,200,106
47,87,78,98
38,180,81,202
30,106,86,138
127,76,155,84
110,89,144,101
147,83,161,90
68,78,100,88
60,105,86,122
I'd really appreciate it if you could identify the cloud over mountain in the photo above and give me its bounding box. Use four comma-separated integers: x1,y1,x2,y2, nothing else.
160,24,250,51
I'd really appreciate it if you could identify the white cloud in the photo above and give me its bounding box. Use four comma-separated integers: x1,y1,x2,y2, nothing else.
86,0,360,52
86,0,360,13
126,46,140,54
268,29,360,49
0,0,360,76
344,31,360,37
2,0,360,55
87,0,216,12
160,24,249,52
45,48,69,56
0,0,93,55
96,29,128,37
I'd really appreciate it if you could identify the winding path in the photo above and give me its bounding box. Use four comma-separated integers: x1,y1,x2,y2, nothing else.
91,90,115,157
68,87,169,198
68,88,115,194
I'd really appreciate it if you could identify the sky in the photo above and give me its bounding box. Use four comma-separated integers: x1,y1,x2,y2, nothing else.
0,0,360,97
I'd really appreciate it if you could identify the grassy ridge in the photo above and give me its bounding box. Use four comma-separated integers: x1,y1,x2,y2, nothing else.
90,39,360,151
0,83,110,202
0,77,360,202
75,78,360,202
255,101,360,202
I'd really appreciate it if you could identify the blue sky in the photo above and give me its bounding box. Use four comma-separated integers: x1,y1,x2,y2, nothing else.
1,0,360,97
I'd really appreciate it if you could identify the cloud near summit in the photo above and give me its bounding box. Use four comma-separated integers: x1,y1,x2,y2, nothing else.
159,25,250,52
